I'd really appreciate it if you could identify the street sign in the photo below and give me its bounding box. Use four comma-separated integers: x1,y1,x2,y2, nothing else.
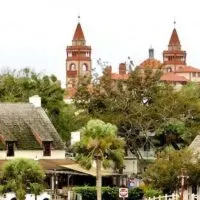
119,188,128,198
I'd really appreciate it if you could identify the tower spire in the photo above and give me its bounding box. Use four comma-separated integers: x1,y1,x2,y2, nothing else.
173,17,176,28
78,11,80,23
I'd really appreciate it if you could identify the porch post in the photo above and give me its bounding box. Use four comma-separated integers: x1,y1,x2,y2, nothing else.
51,174,55,191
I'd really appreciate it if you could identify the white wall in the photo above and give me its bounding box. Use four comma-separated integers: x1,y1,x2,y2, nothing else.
123,158,138,175
0,150,66,160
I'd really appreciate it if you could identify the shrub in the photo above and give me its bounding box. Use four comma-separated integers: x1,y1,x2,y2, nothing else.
73,186,144,200
128,187,144,200
144,188,163,198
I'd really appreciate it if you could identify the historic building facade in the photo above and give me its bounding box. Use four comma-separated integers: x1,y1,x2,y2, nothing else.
66,19,92,92
107,25,200,87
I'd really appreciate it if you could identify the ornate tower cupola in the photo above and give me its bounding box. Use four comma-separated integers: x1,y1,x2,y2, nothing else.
163,22,186,71
66,16,92,89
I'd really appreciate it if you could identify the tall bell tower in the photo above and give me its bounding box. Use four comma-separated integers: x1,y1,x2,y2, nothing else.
66,17,92,89
163,22,186,72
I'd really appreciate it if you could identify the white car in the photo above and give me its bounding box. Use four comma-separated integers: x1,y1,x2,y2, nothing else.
0,192,51,200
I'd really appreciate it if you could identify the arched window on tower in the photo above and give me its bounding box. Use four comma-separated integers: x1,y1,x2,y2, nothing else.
70,63,76,71
167,67,172,72
82,64,88,72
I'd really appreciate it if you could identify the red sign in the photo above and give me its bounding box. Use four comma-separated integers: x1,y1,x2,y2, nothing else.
119,188,128,198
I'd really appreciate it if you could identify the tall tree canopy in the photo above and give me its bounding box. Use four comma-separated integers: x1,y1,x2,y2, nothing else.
0,68,86,141
73,119,125,200
143,148,200,193
74,67,200,158
0,158,45,200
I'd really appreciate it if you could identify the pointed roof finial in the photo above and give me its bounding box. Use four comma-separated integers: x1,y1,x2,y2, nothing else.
78,10,81,23
173,17,176,28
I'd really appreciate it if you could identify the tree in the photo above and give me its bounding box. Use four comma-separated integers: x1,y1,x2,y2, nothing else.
143,148,200,193
0,68,86,142
73,119,125,200
74,67,200,158
30,183,44,200
1,158,45,200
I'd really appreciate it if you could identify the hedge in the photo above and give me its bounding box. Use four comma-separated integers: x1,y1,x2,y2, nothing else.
73,186,144,200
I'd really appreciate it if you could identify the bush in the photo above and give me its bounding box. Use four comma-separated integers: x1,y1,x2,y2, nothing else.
128,187,144,200
73,186,144,200
144,188,163,198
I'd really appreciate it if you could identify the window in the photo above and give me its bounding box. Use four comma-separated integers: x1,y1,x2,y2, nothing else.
167,67,172,72
70,64,76,71
82,64,88,72
144,141,150,151
198,72,200,77
43,142,51,156
7,142,14,157
192,72,196,77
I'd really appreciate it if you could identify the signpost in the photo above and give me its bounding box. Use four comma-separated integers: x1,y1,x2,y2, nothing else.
119,188,128,200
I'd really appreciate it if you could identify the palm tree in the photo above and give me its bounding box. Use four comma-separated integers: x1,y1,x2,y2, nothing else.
30,183,44,200
73,119,125,200
1,158,45,200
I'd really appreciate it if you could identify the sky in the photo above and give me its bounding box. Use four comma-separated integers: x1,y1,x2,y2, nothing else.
0,0,199,87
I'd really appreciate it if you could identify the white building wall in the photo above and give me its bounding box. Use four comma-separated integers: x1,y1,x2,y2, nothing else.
0,150,65,160
123,158,138,175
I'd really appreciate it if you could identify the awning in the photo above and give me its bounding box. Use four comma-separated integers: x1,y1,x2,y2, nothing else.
61,164,120,177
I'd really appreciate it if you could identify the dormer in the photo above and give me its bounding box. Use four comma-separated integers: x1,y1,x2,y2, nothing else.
43,141,52,157
6,141,15,157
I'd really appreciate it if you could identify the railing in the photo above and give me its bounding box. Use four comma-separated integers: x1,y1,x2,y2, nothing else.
145,193,179,200
191,193,200,200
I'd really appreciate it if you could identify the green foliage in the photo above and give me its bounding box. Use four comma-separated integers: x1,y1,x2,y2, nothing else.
73,119,125,200
0,68,87,142
143,188,163,198
143,149,200,193
73,186,144,200
1,158,45,200
73,119,125,170
128,187,144,200
74,67,200,157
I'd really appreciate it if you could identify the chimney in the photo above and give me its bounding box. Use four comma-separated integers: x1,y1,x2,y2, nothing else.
119,63,126,75
149,47,154,59
29,95,41,107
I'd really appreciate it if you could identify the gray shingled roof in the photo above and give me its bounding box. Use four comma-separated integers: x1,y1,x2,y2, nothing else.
0,103,65,150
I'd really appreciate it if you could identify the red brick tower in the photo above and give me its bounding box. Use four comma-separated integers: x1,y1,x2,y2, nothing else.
163,25,186,72
66,17,92,89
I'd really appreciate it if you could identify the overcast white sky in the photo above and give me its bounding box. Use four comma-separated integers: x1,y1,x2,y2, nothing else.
0,0,199,87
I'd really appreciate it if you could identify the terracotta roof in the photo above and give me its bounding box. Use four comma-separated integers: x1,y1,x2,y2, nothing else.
169,28,181,46
73,23,85,41
0,103,65,150
175,66,200,73
111,73,129,80
139,58,162,69
160,72,188,82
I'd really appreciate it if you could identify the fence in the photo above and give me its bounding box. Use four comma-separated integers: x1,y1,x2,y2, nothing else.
146,193,200,200
191,194,200,200
145,193,179,200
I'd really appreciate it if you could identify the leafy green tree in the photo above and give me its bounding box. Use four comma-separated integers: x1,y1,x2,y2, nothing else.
30,183,44,200
0,68,87,142
74,67,200,158
143,148,200,193
1,158,45,200
73,119,125,200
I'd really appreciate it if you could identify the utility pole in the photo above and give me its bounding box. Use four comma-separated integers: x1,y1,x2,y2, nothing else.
177,168,189,200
